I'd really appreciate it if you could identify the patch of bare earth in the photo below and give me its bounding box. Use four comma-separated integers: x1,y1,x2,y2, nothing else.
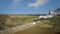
13,25,57,34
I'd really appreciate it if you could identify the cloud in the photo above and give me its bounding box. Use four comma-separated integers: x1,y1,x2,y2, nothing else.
13,0,21,8
13,0,21,6
5,0,21,13
28,0,49,7
13,0,21,3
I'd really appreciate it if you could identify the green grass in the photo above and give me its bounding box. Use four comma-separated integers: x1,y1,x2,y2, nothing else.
1,15,60,33
12,16,60,34
13,18,60,34
13,20,56,34
37,20,53,29
48,16,60,32
5,16,38,28
0,16,38,30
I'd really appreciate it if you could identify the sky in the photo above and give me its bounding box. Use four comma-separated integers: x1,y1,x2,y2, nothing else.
0,0,60,14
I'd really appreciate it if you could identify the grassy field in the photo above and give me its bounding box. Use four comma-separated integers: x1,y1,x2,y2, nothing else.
0,15,60,34
13,20,56,34
0,15,38,30
13,16,60,34
4,16,38,28
37,20,53,29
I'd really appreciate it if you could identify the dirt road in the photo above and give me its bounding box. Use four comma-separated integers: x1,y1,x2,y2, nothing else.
13,21,57,34
0,21,40,34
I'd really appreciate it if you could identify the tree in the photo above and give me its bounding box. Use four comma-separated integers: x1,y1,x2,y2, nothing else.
49,16,60,29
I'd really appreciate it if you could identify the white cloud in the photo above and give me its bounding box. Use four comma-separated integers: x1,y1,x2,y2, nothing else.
13,0,21,3
28,0,49,7
12,0,21,10
5,0,21,12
